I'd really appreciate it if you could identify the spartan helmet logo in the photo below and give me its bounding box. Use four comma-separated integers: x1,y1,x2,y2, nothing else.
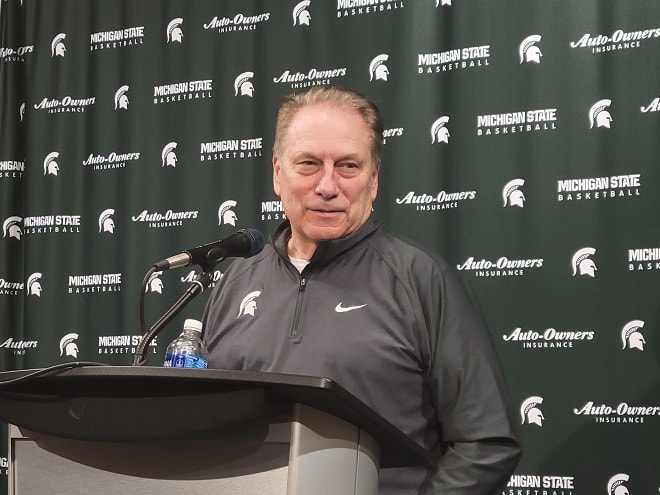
502,178,526,207
146,271,164,294
218,200,238,226
572,247,597,277
114,85,129,110
431,116,450,144
59,333,79,358
621,320,646,351
3,216,23,240
19,102,26,122
27,272,43,296
520,396,545,427
519,34,543,64
369,54,390,82
98,208,116,233
589,99,613,129
51,33,66,57
607,473,630,495
237,290,262,317
234,71,255,97
161,142,178,167
166,17,184,42
43,151,60,176
293,0,311,26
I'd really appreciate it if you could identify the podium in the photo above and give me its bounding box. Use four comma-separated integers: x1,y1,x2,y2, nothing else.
0,366,428,495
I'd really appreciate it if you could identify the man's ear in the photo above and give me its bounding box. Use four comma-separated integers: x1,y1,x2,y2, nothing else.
370,161,380,200
272,155,281,197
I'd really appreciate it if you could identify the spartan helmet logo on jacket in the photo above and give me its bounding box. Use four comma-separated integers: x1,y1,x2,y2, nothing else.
237,291,262,317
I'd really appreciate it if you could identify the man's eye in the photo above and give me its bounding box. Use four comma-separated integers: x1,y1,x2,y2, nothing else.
295,161,318,173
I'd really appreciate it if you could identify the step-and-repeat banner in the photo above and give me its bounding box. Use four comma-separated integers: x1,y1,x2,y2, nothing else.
1,1,659,493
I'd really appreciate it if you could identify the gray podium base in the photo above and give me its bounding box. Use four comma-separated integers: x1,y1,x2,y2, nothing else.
8,404,380,495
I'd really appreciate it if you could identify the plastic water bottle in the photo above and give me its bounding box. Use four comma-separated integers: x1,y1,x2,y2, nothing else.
163,319,209,368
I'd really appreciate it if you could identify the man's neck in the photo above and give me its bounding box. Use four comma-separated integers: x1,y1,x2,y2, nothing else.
286,235,317,261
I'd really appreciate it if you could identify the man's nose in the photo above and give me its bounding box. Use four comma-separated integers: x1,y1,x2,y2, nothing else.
315,164,339,198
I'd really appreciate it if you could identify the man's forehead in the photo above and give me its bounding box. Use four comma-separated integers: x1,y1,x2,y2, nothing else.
285,105,368,139
289,148,367,162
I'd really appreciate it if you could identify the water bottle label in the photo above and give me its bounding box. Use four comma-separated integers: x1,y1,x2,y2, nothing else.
164,353,208,369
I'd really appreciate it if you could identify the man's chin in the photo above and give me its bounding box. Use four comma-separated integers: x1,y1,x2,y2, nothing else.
305,225,350,242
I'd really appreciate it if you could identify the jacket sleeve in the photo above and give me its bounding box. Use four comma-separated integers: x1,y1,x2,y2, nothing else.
420,264,522,494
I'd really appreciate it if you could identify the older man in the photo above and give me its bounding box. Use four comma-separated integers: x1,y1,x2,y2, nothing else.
202,86,521,494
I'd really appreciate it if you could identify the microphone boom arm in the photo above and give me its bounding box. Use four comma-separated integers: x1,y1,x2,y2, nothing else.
132,270,215,366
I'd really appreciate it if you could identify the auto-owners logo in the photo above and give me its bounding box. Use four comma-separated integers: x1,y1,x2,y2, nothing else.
574,401,660,424
33,95,96,113
131,208,198,229
0,44,34,62
203,11,270,33
570,26,660,54
457,255,543,277
0,336,37,356
273,65,347,90
503,326,595,349
396,189,476,212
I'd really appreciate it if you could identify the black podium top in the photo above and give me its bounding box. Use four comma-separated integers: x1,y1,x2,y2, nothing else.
0,365,428,468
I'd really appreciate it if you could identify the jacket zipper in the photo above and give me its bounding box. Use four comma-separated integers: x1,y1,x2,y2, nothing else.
290,277,307,338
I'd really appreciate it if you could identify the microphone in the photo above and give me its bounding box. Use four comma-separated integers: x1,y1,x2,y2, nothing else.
153,228,265,270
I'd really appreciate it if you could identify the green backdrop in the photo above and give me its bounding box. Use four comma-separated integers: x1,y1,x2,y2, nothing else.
1,1,659,493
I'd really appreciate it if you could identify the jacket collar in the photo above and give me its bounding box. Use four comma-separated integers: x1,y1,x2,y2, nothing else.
271,217,381,268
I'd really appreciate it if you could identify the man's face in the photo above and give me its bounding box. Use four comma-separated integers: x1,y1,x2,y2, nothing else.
273,103,379,256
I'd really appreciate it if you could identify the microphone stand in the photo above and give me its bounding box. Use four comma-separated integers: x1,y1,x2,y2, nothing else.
131,269,215,366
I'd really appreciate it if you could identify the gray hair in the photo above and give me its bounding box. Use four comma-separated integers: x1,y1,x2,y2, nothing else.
273,86,384,166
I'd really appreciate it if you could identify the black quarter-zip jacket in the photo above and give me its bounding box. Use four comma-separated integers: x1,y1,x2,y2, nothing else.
202,218,521,494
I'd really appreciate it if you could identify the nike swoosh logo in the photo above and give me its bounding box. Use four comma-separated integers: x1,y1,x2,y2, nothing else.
335,302,367,313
